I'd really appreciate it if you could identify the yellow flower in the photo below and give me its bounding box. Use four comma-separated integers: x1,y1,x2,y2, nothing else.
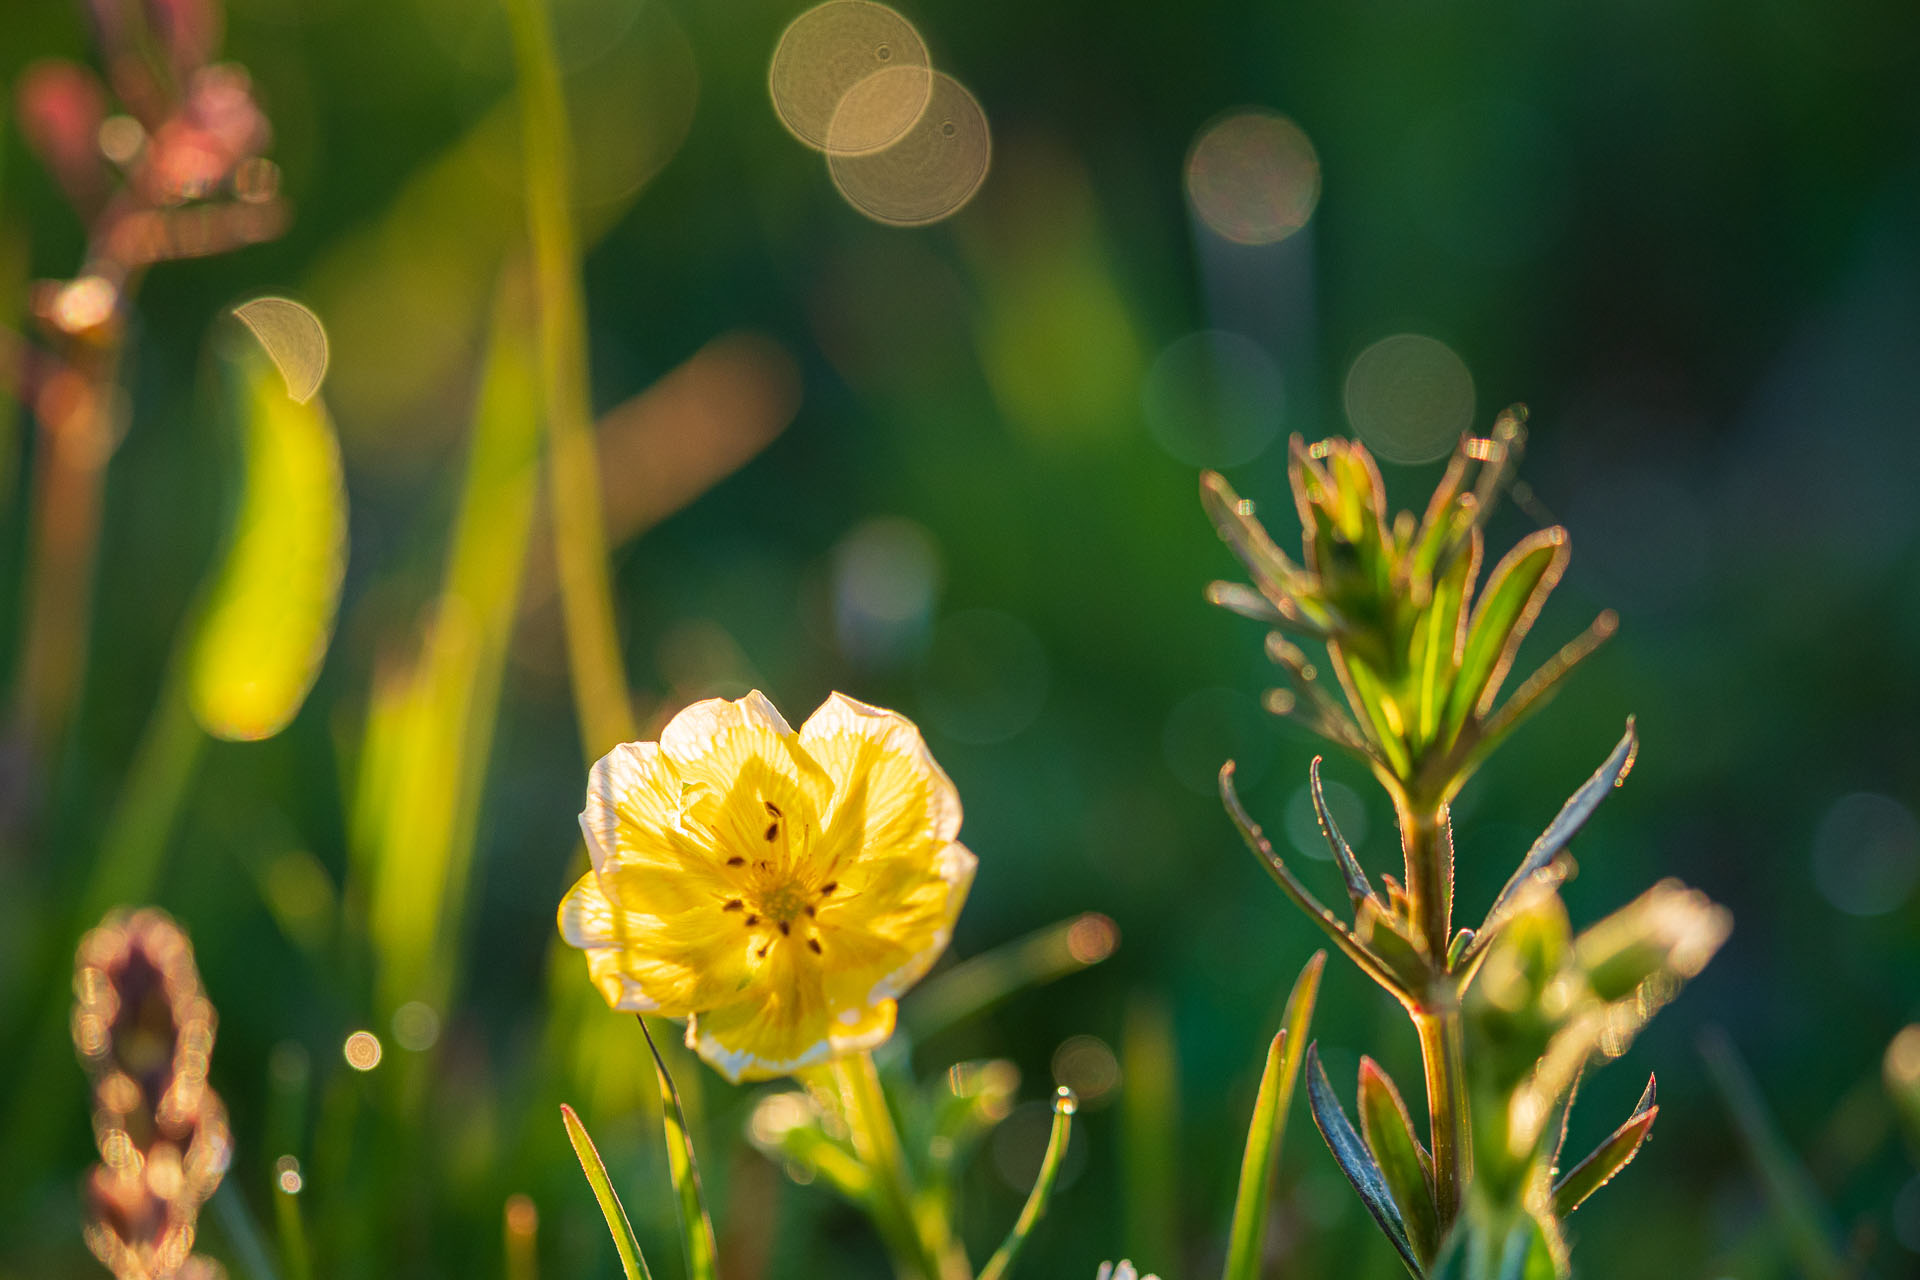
559,690,975,1082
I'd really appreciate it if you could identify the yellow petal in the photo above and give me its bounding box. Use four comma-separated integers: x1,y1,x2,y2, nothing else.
560,869,756,1016
690,958,898,1083
801,692,961,866
821,839,976,1008
657,691,830,859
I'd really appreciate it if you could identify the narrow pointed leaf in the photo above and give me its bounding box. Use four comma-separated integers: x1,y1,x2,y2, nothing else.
1413,532,1479,747
1484,723,1637,925
1359,1058,1440,1264
1304,1044,1425,1278
559,1104,654,1280
1553,1104,1658,1216
639,1019,719,1280
1221,765,1406,999
1311,758,1377,911
1442,527,1568,742
1199,471,1325,624
978,1088,1077,1280
1467,610,1617,763
1223,952,1326,1280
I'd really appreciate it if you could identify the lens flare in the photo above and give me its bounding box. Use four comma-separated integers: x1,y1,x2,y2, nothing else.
233,296,330,404
343,1031,383,1071
828,72,989,226
1343,333,1475,464
1185,109,1320,245
770,0,931,153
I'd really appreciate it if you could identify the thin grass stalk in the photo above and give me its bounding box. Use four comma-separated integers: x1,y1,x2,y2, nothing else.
503,0,636,758
560,1104,655,1280
977,1088,1077,1280
639,1018,720,1280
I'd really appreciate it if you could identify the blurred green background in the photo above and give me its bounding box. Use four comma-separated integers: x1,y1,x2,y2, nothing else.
4,0,1920,1277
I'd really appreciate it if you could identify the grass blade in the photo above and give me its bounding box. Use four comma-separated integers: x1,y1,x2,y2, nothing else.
559,1103,655,1280
1552,1102,1658,1216
1304,1044,1424,1278
1222,951,1325,1280
1699,1027,1849,1280
977,1087,1078,1280
639,1018,720,1280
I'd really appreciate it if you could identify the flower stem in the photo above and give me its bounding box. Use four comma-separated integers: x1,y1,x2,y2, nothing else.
832,1052,954,1280
1398,792,1471,1230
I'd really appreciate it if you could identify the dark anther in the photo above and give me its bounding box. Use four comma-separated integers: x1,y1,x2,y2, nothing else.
764,821,780,841
756,860,770,871
804,905,816,918
745,914,760,926
764,800,783,818
724,899,744,912
727,856,746,867
807,938,822,954
757,944,770,959
778,921,791,936
819,881,838,896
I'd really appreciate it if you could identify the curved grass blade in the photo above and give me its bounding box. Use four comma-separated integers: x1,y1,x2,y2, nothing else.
1304,1044,1424,1278
639,1018,719,1280
977,1087,1078,1280
1222,951,1325,1280
1359,1058,1439,1265
1442,526,1568,743
559,1104,655,1280
1221,764,1406,999
1311,758,1377,912
1483,723,1637,929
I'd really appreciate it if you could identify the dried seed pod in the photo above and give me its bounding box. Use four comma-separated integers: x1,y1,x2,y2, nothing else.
72,909,230,1280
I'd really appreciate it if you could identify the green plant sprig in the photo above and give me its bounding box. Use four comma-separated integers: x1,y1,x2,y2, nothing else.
1204,421,1729,1278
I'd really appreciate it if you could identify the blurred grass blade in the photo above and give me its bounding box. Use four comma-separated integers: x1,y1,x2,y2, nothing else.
1222,951,1324,1280
1311,758,1377,912
977,1087,1077,1280
1442,527,1568,743
639,1018,720,1280
559,1104,655,1280
905,913,1119,1040
1358,1057,1439,1264
188,353,346,742
1483,723,1638,928
505,0,636,758
1304,1044,1424,1278
1221,762,1405,998
1552,1100,1657,1217
1123,995,1179,1272
1699,1027,1849,1280
505,1195,540,1280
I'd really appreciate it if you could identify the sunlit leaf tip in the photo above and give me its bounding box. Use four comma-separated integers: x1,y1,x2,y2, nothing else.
559,1104,654,1280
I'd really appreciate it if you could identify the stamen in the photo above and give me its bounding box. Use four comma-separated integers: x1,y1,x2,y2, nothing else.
804,905,816,918
723,899,744,912
756,944,770,958
764,821,780,841
727,856,746,867
764,800,783,818
819,881,838,896
807,938,822,954
745,914,759,926
778,921,791,936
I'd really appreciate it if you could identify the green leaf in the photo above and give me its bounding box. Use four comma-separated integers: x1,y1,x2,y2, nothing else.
1338,648,1414,778
744,1089,874,1203
1220,764,1406,999
638,1019,719,1280
1412,531,1479,748
1310,758,1377,912
1441,527,1568,743
1465,610,1617,766
1483,723,1638,926
1198,471,1326,629
977,1088,1077,1280
1359,1058,1441,1264
1222,951,1326,1280
1552,1078,1657,1216
188,354,346,742
1304,1044,1425,1278
559,1104,654,1280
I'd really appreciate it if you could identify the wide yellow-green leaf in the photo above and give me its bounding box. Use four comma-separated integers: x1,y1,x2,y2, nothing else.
187,356,346,741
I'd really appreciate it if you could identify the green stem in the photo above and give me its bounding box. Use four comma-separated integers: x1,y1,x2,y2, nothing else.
503,0,637,759
1415,1006,1471,1231
832,1053,953,1280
